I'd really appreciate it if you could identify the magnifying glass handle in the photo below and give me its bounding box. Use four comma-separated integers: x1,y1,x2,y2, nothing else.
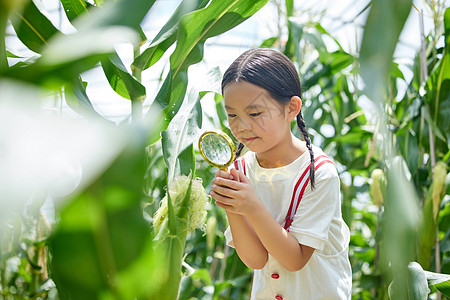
219,167,228,172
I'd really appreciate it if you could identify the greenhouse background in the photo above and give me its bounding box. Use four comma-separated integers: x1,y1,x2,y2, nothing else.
1,0,449,299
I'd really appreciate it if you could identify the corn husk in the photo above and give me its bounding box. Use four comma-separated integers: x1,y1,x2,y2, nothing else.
370,168,386,208
431,161,447,220
152,174,207,300
153,175,207,234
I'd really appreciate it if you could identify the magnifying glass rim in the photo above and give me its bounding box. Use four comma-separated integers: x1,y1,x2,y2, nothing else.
198,130,236,170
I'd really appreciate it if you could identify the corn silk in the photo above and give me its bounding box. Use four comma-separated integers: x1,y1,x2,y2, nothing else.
153,175,207,233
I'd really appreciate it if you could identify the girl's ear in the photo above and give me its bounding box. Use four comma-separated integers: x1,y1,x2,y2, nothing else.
287,96,302,121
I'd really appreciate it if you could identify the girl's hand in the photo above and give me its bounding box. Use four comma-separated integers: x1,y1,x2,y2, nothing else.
210,168,262,216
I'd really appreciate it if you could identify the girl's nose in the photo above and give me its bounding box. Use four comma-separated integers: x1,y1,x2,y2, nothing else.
236,117,251,132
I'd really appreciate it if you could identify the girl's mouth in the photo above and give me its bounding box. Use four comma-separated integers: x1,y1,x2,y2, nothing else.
243,137,257,142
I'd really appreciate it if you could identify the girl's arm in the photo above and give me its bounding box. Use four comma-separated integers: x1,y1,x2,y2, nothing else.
211,169,314,272
225,211,268,269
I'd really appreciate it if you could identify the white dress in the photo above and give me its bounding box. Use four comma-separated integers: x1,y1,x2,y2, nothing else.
225,146,352,300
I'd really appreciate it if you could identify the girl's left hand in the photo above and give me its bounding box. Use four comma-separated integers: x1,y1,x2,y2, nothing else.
210,168,262,216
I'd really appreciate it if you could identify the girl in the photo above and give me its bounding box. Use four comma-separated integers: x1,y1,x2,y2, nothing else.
210,48,352,299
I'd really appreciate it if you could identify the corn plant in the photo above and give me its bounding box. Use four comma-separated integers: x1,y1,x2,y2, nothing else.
0,0,269,298
251,0,450,298
1,0,449,299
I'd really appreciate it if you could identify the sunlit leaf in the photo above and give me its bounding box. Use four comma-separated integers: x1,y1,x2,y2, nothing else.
101,53,146,101
162,95,202,182
64,77,106,120
425,270,450,293
132,0,208,71
60,0,89,22
170,0,269,77
359,0,412,103
284,18,303,62
73,0,155,31
50,131,162,299
6,50,23,58
145,70,188,146
10,0,59,53
258,37,277,48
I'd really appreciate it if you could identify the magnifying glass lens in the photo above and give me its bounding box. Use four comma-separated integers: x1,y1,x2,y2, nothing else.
201,134,232,165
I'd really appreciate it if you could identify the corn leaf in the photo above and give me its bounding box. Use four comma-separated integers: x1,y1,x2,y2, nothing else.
359,0,412,103
64,77,106,120
170,0,269,77
154,177,193,299
59,0,147,103
50,132,163,299
101,53,146,101
425,271,450,296
73,0,155,31
162,94,202,182
60,0,90,22
284,18,303,62
10,0,59,53
425,7,450,147
132,0,208,71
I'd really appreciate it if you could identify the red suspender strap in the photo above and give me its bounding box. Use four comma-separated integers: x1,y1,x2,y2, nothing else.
284,155,334,231
233,157,246,176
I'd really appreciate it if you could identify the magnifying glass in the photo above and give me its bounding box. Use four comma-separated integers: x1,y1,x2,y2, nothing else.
198,130,236,171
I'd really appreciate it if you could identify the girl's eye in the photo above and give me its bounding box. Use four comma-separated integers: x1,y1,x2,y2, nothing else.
227,114,236,118
249,112,262,117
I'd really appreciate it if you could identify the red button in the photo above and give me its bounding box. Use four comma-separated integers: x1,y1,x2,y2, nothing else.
275,295,283,300
271,273,280,279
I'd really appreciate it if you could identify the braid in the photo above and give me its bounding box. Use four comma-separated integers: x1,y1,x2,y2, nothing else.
235,142,245,159
296,112,315,189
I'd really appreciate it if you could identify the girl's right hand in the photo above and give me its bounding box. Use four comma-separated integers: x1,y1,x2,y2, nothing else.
210,168,263,217
214,169,236,182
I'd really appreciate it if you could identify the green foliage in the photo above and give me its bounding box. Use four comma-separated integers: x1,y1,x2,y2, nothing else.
0,0,268,299
1,0,449,299
49,131,164,299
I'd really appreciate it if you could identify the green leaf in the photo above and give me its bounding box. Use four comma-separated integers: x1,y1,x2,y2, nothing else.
284,18,303,62
425,8,450,150
64,77,105,120
302,63,331,91
60,0,89,22
424,270,450,297
170,0,270,77
315,23,344,51
50,132,163,299
285,0,293,17
433,280,450,297
384,157,419,299
259,37,278,48
359,0,412,103
154,217,187,299
153,176,193,299
10,0,60,53
423,104,446,143
191,268,212,286
73,0,156,31
303,31,327,54
144,69,189,146
132,0,207,71
407,262,428,300
133,35,176,71
329,50,354,74
161,95,202,182
4,0,155,85
101,53,146,101
166,189,178,235
6,50,23,58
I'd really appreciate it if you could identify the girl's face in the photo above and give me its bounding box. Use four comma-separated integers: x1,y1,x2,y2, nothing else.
223,81,294,155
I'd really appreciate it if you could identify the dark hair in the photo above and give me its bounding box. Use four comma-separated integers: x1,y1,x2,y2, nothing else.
221,48,316,188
